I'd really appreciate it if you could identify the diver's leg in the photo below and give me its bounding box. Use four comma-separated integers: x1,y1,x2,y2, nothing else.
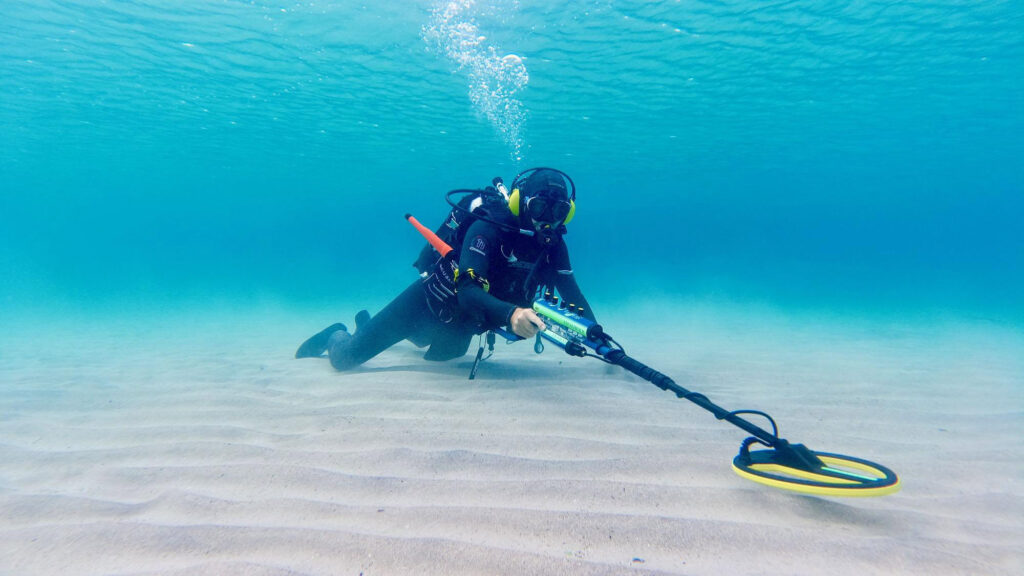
327,281,432,370
422,321,474,361
295,306,397,360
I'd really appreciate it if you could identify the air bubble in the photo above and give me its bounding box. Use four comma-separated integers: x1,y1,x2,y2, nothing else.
423,0,529,161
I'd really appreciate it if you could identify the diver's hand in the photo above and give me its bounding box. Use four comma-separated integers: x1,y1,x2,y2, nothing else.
510,307,546,339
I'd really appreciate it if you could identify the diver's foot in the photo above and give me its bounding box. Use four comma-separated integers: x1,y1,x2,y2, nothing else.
355,309,371,333
295,323,347,358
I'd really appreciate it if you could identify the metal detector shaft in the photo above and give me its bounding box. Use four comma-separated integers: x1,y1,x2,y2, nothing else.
524,293,784,448
486,294,897,496
602,349,781,447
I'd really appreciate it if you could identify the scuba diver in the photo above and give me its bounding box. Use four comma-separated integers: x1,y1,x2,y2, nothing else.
293,170,906,498
294,167,595,371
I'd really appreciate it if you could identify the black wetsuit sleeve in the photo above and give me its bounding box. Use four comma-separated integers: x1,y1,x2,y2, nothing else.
550,240,597,322
456,220,517,329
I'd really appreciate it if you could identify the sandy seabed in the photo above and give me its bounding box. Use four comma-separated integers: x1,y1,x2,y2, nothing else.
1,302,1021,576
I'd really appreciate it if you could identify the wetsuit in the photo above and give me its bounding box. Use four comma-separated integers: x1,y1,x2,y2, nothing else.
323,216,594,370
455,218,595,328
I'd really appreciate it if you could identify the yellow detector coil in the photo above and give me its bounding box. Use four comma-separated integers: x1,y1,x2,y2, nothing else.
733,447,900,497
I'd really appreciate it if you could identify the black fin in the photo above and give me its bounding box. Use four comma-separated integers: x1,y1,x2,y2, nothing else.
295,323,347,358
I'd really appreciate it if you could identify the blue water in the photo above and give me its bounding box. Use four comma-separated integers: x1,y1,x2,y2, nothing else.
1,0,1021,320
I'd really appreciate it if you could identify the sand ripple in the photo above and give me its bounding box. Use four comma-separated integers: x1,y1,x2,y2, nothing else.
1,315,1021,575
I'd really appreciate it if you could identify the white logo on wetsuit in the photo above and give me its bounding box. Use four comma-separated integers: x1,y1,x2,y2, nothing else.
470,235,487,256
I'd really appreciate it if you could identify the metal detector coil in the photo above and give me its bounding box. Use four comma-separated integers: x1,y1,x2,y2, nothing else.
733,438,900,497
